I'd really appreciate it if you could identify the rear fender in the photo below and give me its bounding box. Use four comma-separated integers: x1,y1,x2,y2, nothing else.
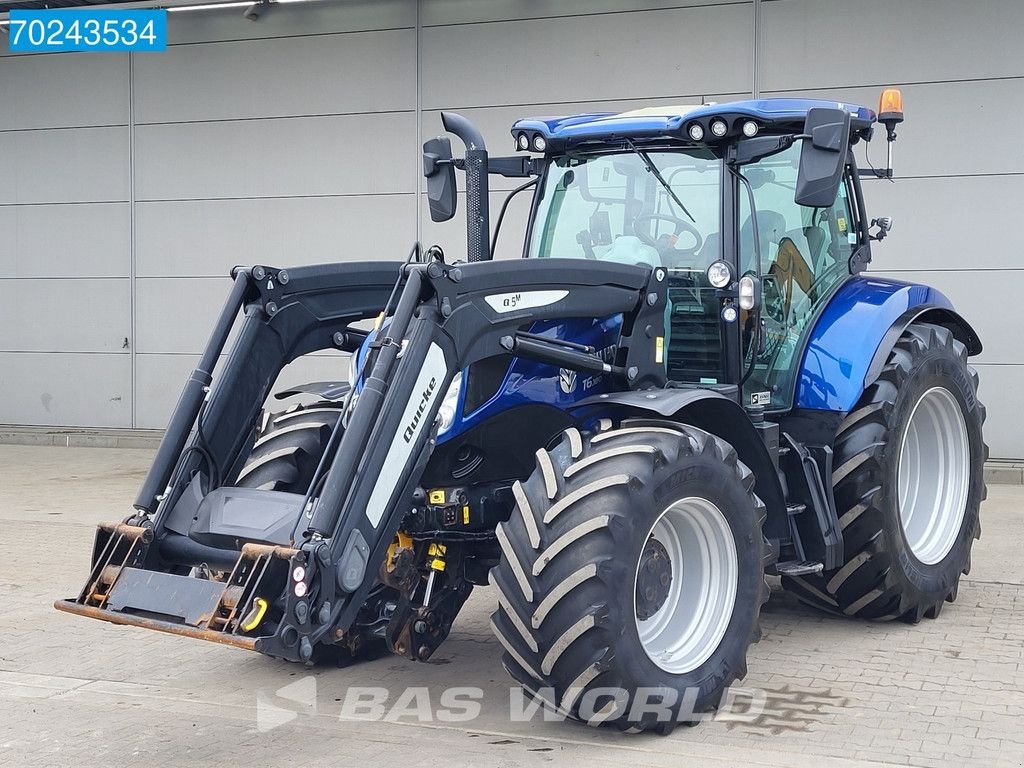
574,388,788,542
796,276,981,413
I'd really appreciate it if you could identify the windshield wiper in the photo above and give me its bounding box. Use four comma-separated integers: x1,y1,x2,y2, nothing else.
624,139,696,223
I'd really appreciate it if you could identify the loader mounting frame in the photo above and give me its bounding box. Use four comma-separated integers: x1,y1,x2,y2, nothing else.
57,256,667,663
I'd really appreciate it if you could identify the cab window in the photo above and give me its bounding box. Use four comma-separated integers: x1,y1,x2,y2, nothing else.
739,142,857,409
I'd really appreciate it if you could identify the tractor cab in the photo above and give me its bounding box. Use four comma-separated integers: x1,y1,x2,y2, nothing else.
510,99,878,410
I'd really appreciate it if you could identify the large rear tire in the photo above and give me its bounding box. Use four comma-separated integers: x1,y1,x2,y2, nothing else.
783,322,986,621
490,420,769,733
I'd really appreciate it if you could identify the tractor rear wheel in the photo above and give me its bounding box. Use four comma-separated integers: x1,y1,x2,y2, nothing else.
490,420,768,733
235,402,344,493
783,322,986,621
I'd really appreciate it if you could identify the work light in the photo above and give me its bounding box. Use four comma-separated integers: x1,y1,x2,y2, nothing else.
688,123,705,141
707,260,732,288
437,373,463,434
532,134,547,152
738,275,760,310
742,120,759,137
710,119,728,137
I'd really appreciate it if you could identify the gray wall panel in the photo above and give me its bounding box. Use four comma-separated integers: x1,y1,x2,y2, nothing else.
0,278,130,352
866,176,1024,273
3,2,1023,459
167,0,414,44
134,353,197,429
0,203,130,278
0,53,128,130
422,0,745,26
0,352,131,427
760,0,1024,89
421,3,752,108
0,127,129,204
135,352,350,429
134,113,417,201
135,195,416,277
135,277,233,354
134,28,416,123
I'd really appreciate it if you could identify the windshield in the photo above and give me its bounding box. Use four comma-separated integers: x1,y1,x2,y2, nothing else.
528,149,726,384
528,149,722,271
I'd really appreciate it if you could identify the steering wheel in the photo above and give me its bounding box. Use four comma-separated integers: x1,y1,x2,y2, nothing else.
633,213,703,256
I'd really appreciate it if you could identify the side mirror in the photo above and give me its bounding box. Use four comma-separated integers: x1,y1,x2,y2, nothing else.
795,107,851,208
423,136,457,222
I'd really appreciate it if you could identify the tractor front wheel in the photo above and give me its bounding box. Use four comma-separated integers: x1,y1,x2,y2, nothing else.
490,421,768,733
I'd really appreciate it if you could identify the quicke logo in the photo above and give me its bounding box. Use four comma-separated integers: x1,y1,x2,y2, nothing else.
404,377,437,443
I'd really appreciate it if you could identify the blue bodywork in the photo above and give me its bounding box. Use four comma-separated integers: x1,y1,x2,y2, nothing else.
356,316,623,446
795,275,954,412
355,274,957,441
444,316,622,443
511,98,877,148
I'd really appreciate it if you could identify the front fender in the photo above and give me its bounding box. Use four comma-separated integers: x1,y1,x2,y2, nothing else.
795,275,981,412
573,387,788,534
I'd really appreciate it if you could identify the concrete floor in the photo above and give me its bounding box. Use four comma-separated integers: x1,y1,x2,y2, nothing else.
1,444,1022,768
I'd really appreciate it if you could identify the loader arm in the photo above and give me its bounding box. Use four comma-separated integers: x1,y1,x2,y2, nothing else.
57,256,667,664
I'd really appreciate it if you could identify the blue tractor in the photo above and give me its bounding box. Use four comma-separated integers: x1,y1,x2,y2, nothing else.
58,91,986,732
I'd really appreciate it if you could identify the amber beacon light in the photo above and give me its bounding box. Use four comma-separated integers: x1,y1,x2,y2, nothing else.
876,88,904,178
878,88,905,127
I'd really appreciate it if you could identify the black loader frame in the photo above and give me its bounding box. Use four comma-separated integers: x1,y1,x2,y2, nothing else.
56,255,668,663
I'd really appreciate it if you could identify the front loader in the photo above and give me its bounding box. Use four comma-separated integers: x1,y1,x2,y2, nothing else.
58,90,987,732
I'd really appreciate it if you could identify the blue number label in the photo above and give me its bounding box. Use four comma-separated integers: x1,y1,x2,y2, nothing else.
8,9,166,52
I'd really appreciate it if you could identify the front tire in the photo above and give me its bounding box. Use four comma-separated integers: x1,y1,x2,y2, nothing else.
490,421,768,733
783,322,986,621
235,401,392,664
235,402,344,492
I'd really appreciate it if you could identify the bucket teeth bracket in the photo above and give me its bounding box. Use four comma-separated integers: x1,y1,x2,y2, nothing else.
79,522,153,608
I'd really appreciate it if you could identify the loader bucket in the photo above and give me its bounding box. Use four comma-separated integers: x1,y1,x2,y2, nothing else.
55,521,299,653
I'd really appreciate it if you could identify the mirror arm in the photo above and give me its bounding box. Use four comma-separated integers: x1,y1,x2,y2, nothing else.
487,155,543,178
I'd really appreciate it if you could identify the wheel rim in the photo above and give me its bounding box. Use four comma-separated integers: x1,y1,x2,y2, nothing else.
897,386,970,565
634,497,738,674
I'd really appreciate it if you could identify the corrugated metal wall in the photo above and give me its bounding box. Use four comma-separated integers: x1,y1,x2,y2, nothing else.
1,0,1021,458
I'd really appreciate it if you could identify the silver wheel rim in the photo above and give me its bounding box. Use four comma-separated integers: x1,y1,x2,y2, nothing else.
897,386,970,565
635,497,738,674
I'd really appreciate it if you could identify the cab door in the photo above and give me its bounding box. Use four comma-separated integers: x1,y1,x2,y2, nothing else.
738,142,859,410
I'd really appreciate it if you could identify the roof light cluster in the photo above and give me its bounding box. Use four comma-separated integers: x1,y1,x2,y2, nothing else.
514,131,547,153
509,97,883,153
685,117,759,143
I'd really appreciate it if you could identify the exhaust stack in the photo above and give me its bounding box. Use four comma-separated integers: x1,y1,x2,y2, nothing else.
441,111,491,262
